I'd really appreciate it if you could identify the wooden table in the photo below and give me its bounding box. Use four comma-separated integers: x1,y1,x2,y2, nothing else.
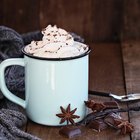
24,42,140,140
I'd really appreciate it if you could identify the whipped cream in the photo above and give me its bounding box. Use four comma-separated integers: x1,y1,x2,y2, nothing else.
24,25,88,58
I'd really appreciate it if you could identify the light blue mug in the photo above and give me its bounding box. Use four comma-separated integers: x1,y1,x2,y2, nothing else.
0,42,90,126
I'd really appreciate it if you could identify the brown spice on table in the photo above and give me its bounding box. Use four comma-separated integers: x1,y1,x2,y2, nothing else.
85,100,120,113
114,119,134,134
84,100,134,135
84,100,106,112
104,113,134,134
56,104,80,125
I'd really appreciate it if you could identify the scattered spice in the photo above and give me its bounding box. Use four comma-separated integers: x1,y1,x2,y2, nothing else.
84,100,106,112
56,104,80,125
84,100,95,108
35,41,38,45
85,100,119,112
57,100,139,138
53,34,57,37
114,119,134,134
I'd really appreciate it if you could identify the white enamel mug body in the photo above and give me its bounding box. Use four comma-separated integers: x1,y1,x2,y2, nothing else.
0,42,90,126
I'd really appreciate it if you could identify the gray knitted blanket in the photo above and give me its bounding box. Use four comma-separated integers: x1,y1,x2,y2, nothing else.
0,26,84,140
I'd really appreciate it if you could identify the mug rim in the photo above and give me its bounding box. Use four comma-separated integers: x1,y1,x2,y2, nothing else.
22,44,91,61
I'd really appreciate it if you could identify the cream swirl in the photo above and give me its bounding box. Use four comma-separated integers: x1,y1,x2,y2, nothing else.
24,25,88,58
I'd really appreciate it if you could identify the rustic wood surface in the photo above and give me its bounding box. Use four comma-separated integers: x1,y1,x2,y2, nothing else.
122,0,140,41
122,41,140,140
1,0,140,42
0,0,124,42
1,0,40,33
23,42,140,140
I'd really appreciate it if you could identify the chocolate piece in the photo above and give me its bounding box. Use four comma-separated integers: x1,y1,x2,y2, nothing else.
104,113,134,135
88,119,108,132
104,113,121,129
59,126,81,138
103,101,119,110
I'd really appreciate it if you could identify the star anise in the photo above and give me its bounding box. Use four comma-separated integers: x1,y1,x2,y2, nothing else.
56,104,80,125
84,100,95,108
84,100,106,112
114,119,134,134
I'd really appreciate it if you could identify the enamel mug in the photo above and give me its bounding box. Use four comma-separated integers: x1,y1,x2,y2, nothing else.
0,42,90,126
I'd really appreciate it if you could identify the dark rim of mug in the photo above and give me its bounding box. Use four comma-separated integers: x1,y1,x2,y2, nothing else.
22,46,91,61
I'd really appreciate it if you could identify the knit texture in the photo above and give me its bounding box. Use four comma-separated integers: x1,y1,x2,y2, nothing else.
0,26,41,140
0,25,84,140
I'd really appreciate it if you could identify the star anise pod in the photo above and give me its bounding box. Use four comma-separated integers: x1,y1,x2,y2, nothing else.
114,119,134,134
92,103,106,112
84,100,95,108
84,100,106,112
56,104,80,125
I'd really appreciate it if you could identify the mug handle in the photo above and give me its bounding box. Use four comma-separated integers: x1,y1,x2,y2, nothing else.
0,58,26,108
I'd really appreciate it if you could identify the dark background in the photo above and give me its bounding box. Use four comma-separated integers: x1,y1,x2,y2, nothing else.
0,0,140,43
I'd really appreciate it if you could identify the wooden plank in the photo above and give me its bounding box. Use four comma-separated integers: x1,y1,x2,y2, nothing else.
26,43,130,140
88,43,129,139
0,0,4,25
1,0,123,42
40,0,123,43
122,41,140,140
122,0,140,41
40,0,93,42
91,0,123,42
2,0,40,33
89,43,125,93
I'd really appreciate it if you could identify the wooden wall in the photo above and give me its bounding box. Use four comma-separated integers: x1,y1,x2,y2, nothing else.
0,0,139,43
123,0,140,41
